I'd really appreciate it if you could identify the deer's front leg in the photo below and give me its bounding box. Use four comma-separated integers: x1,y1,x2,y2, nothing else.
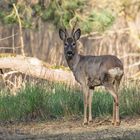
112,100,116,125
88,89,93,123
83,87,89,125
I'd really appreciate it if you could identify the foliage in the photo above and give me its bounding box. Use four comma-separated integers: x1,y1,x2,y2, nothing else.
80,10,115,33
40,0,115,32
0,81,140,122
0,0,115,33
0,1,33,28
38,0,86,28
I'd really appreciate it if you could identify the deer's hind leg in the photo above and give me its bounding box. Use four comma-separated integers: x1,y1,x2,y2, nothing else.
114,80,121,125
104,82,120,126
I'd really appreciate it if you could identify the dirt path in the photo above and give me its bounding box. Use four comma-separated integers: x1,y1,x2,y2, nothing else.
0,117,140,140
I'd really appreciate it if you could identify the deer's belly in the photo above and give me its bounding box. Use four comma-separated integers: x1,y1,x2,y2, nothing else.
74,71,102,88
87,77,102,89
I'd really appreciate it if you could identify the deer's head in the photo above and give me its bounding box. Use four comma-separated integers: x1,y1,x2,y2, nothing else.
59,28,81,59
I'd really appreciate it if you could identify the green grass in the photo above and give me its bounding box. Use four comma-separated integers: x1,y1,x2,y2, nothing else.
0,81,140,122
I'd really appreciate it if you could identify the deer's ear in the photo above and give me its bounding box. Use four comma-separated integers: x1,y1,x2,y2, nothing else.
73,28,81,41
59,29,66,40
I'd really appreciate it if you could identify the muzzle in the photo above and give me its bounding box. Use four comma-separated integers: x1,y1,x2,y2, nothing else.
66,51,74,59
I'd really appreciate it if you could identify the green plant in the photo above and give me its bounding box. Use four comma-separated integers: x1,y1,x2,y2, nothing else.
0,81,139,122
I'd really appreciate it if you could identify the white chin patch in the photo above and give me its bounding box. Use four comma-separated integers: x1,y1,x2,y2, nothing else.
108,67,123,77
67,54,73,58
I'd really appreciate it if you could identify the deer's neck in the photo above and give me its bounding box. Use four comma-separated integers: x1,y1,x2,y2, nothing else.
66,53,80,72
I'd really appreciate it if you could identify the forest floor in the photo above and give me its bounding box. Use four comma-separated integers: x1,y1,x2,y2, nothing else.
0,116,140,140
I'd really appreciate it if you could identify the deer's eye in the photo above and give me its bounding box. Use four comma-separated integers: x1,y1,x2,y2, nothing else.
72,43,76,47
64,43,68,46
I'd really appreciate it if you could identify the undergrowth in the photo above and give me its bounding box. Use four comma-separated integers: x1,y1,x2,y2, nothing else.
0,81,140,122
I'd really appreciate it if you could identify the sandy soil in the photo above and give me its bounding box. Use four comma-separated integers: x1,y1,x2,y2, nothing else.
0,117,140,140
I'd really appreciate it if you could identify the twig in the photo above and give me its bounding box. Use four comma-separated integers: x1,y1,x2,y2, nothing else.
119,53,140,59
129,71,140,79
3,71,19,78
0,47,21,50
12,27,15,53
81,28,130,39
128,61,140,68
0,33,18,41
13,4,25,56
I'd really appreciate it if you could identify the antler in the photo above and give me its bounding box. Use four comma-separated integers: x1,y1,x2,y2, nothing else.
64,28,68,36
71,18,78,35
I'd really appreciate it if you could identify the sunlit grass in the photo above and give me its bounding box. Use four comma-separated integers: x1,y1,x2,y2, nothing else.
0,81,140,122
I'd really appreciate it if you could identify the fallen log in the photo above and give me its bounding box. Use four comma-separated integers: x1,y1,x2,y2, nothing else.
0,55,79,87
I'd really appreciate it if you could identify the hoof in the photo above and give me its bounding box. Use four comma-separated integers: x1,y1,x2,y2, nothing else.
111,121,115,125
88,120,93,124
83,122,88,125
114,121,120,126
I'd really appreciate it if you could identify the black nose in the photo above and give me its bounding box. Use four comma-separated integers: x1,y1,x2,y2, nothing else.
67,51,73,55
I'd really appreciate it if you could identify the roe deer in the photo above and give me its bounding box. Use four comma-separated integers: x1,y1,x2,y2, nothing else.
59,28,123,126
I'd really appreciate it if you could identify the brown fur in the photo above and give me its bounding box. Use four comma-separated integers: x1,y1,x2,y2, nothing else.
59,28,124,126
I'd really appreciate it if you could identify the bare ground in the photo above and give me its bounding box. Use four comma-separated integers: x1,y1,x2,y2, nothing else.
0,117,140,140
